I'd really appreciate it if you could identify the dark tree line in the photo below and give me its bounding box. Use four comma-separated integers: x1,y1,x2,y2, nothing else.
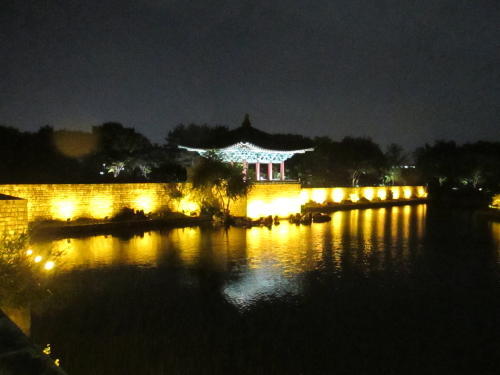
0,123,185,183
0,121,498,199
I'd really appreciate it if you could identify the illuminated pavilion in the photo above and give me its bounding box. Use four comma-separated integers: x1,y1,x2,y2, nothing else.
178,115,314,181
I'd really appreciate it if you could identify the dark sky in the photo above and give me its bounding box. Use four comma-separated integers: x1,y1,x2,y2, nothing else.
1,0,498,149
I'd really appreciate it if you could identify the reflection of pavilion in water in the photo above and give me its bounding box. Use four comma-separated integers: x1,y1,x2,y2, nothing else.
34,205,428,305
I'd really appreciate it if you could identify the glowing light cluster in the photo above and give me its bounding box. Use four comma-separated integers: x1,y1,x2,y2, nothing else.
311,189,327,204
362,187,375,201
134,194,155,213
178,197,199,214
403,187,413,199
391,187,400,199
51,199,76,220
332,188,344,203
300,186,425,205
349,193,360,202
377,188,387,200
417,186,428,198
25,248,56,271
247,197,302,218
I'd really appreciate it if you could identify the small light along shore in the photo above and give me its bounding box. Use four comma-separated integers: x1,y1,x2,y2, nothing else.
0,310,66,375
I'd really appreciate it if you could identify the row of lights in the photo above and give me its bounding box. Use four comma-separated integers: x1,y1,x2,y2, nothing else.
306,186,426,205
25,248,55,271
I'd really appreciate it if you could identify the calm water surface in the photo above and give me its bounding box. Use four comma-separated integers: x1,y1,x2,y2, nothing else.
26,205,499,374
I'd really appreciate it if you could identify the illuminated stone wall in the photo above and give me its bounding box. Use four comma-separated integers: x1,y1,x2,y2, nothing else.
300,186,427,205
243,182,302,218
237,184,427,219
0,183,428,224
0,195,28,235
0,183,199,222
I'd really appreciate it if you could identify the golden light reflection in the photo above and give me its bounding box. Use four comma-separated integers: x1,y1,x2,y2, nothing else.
402,205,411,239
33,205,429,299
376,208,386,242
44,261,55,270
491,222,500,260
349,210,359,238
362,209,373,242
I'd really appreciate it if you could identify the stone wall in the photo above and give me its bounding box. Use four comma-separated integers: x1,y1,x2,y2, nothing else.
300,185,427,205
244,182,302,218
0,183,198,222
0,183,428,224
0,195,28,236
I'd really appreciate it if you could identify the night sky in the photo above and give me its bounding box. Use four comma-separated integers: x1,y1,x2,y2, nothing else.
1,0,498,149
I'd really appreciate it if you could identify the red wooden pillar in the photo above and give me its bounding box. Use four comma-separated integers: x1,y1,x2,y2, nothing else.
280,161,285,180
255,162,260,180
267,163,273,180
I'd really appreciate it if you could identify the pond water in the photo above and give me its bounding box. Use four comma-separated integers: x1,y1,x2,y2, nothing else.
24,205,500,374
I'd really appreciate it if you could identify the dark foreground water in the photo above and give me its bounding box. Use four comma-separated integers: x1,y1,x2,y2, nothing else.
26,205,499,374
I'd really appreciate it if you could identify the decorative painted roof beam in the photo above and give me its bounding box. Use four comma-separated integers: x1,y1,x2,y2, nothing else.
179,142,314,163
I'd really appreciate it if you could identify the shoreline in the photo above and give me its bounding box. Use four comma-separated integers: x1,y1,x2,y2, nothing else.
0,309,66,374
30,216,212,241
29,199,432,240
303,198,428,212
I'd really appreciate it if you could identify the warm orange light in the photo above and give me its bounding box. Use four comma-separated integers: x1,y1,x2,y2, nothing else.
363,188,374,201
332,188,344,203
403,187,412,199
417,186,427,198
26,249,33,256
51,199,76,220
377,188,387,200
391,187,400,200
247,197,301,219
311,189,327,204
34,255,42,263
134,194,155,213
299,190,310,205
349,193,360,202
178,198,199,214
44,261,55,270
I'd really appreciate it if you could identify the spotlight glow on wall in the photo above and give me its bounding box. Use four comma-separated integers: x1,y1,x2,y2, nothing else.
332,188,344,203
363,187,374,201
51,199,76,220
